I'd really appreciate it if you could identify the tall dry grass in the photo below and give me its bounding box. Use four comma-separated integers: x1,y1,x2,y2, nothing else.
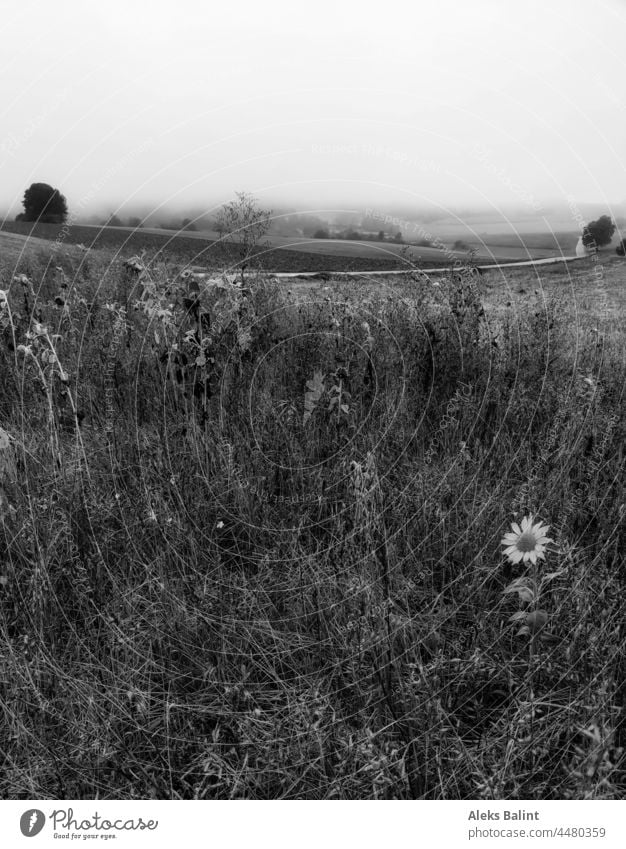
0,248,623,799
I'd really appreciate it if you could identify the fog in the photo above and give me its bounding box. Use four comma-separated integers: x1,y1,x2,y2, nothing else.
1,0,625,224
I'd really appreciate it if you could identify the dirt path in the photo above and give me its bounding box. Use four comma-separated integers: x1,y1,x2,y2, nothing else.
267,254,582,280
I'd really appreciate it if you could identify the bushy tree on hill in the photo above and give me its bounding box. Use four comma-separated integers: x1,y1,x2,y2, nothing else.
582,214,615,249
18,182,68,223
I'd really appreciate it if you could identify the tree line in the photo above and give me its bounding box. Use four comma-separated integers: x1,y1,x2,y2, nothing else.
11,182,626,255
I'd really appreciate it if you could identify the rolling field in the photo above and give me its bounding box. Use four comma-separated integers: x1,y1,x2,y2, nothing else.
0,219,579,271
0,229,89,266
0,221,437,273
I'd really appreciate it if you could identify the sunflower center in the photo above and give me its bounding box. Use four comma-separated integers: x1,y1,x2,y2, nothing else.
517,531,537,552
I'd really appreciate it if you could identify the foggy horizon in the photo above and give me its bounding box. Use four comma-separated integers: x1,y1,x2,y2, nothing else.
2,0,626,228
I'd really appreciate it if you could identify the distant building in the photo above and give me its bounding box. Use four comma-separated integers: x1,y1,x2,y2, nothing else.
575,236,590,257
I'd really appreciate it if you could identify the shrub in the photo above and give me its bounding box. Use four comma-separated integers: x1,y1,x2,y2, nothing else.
214,191,272,276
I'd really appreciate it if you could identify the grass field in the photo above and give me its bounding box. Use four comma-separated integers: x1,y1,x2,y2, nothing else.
0,221,442,273
0,242,623,800
308,255,626,327
1,219,572,270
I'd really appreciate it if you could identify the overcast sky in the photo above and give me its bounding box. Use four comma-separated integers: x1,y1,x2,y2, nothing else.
1,0,625,221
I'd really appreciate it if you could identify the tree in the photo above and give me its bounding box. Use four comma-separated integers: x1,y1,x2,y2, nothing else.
182,218,197,231
582,215,615,250
20,182,68,223
394,231,403,242
215,191,272,276
105,213,123,227
313,228,329,239
616,238,626,256
377,230,385,241
128,216,143,229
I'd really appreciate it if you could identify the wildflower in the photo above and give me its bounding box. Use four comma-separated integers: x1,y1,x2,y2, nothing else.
501,515,552,565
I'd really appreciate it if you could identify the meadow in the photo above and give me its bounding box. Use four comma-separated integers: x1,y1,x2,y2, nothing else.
0,240,623,799
1,219,564,269
0,221,421,273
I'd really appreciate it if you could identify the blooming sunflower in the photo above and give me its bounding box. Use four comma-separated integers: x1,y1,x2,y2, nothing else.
501,515,552,565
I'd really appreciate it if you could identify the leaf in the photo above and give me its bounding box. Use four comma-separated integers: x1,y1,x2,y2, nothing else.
515,609,549,637
503,577,536,604
303,370,325,425
508,611,527,623
526,609,549,633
